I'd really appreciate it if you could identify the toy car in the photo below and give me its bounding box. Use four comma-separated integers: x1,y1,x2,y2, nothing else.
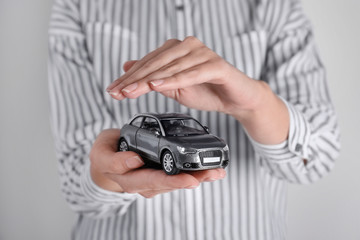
119,113,229,175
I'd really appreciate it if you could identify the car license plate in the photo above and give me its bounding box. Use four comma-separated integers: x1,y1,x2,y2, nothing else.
203,157,220,163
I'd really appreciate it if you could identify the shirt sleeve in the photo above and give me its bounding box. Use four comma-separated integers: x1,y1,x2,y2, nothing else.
249,0,341,184
48,0,138,218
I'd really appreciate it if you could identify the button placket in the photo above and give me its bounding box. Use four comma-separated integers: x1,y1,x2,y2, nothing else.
175,0,186,39
174,0,194,39
175,5,185,11
175,0,185,10
174,0,194,113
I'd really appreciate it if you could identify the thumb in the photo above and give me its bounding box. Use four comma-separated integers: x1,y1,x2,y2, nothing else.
90,129,144,175
105,151,145,175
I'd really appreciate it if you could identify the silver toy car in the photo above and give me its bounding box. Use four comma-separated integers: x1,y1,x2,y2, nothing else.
119,113,229,175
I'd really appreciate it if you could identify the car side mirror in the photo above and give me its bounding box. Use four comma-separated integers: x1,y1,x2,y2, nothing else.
204,126,210,133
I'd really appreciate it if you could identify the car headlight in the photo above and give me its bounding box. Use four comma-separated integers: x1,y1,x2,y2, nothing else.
177,146,197,154
223,145,229,151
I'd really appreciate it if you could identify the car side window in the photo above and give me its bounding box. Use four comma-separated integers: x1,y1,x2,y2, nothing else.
130,116,144,127
142,117,160,132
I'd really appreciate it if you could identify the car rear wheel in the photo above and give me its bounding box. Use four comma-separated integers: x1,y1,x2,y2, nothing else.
162,150,180,175
119,139,129,152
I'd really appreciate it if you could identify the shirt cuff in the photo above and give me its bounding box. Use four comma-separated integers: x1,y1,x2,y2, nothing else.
248,96,312,165
80,160,139,214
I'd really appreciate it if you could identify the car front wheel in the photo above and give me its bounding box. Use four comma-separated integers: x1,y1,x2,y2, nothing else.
162,150,180,175
118,138,129,152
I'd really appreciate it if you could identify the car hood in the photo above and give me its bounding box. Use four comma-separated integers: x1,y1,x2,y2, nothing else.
167,134,226,149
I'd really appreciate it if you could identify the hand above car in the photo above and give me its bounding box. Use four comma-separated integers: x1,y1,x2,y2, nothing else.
106,36,263,116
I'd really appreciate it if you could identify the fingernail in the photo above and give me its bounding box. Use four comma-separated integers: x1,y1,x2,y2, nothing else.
150,79,164,87
205,178,217,182
125,156,143,168
109,91,120,97
186,185,199,189
109,91,125,100
122,82,138,93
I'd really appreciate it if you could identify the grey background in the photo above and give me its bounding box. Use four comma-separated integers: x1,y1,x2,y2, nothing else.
0,0,359,239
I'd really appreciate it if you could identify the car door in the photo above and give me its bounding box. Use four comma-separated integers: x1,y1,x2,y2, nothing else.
126,116,144,150
135,117,161,162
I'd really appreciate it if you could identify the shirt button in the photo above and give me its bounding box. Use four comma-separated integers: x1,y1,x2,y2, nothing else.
295,143,303,152
175,5,185,11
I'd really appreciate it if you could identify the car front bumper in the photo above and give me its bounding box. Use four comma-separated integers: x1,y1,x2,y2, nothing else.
174,148,230,171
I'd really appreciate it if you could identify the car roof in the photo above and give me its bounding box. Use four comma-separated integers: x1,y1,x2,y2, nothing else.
133,112,194,121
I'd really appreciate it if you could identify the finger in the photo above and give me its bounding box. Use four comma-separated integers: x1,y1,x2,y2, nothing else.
138,189,174,199
187,168,226,182
137,185,198,199
108,37,203,98
106,39,180,93
119,55,217,99
120,37,202,84
137,169,227,198
107,169,200,193
90,129,144,175
139,46,211,85
105,152,144,175
149,60,224,93
92,148,144,176
123,60,138,72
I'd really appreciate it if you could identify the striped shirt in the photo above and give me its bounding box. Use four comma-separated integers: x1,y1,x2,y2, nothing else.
48,0,341,239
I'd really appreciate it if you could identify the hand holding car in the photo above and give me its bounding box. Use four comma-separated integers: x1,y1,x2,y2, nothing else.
90,129,226,198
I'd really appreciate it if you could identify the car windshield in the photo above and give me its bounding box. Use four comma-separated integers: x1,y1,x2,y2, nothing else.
161,118,207,136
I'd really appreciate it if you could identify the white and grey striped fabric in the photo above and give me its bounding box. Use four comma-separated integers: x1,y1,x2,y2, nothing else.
48,0,340,239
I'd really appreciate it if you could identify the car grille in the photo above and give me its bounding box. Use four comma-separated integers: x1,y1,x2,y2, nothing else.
199,150,222,165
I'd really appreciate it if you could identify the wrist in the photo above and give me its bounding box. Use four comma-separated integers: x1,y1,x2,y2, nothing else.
229,80,271,121
231,81,290,145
